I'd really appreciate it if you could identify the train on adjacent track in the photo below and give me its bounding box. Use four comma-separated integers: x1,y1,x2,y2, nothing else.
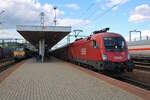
0,47,13,60
13,47,26,61
52,28,134,73
128,40,150,61
0,46,33,62
13,46,35,61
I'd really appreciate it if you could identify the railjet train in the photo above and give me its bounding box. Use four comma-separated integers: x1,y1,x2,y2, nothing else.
52,28,134,73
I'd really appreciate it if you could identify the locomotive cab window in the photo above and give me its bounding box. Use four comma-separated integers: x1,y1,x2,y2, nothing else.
103,37,126,51
93,40,98,49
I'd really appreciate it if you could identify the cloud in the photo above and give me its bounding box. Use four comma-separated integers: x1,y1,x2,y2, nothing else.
65,3,80,10
96,0,129,11
129,4,150,23
0,30,23,39
57,18,90,27
0,0,64,26
96,0,101,2
0,0,89,39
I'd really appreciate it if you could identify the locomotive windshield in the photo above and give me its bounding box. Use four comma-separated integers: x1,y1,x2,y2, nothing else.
15,48,24,51
103,37,126,51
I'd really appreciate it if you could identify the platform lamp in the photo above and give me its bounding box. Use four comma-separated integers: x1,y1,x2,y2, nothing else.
40,12,45,27
53,6,57,26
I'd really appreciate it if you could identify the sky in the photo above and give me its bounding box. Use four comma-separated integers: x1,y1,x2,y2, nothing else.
0,0,150,46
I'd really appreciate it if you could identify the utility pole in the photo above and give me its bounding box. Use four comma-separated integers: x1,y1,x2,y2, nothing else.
53,6,57,26
129,30,141,42
0,10,5,25
0,10,5,47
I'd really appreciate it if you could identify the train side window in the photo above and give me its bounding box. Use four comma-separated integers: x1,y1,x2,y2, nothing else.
93,40,98,49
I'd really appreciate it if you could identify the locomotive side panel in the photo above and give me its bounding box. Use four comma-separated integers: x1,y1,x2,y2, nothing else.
69,39,101,62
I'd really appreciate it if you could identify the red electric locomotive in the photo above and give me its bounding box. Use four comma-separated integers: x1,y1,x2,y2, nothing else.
53,28,134,73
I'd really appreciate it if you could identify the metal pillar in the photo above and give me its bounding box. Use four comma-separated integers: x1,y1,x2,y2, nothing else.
39,39,45,63
139,31,142,40
129,30,141,41
2,40,4,47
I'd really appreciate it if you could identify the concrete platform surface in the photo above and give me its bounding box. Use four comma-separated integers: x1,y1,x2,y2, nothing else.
0,58,143,100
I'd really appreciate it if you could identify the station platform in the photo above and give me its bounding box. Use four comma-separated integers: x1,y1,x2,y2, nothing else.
0,58,149,100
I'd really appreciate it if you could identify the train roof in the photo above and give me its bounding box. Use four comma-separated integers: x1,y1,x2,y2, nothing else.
52,32,125,52
94,32,122,37
74,32,123,42
128,39,150,46
92,28,122,37
50,43,72,52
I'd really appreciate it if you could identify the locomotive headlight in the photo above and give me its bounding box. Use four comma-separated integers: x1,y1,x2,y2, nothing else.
127,54,130,60
102,54,108,60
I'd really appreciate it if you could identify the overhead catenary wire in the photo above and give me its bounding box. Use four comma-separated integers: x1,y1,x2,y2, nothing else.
77,2,97,19
71,2,98,28
75,0,125,31
66,2,97,42
93,0,124,24
0,10,5,16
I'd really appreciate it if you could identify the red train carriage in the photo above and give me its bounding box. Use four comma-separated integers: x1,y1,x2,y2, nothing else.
53,28,134,73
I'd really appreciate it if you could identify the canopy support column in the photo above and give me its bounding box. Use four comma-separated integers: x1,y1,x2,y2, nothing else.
39,39,45,62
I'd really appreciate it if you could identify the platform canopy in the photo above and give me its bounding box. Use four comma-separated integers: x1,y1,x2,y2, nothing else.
16,25,71,49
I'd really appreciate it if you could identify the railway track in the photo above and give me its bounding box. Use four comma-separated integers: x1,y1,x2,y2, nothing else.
80,63,150,91
119,75,150,91
78,64,150,90
0,58,15,73
133,61,150,71
103,71,150,91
